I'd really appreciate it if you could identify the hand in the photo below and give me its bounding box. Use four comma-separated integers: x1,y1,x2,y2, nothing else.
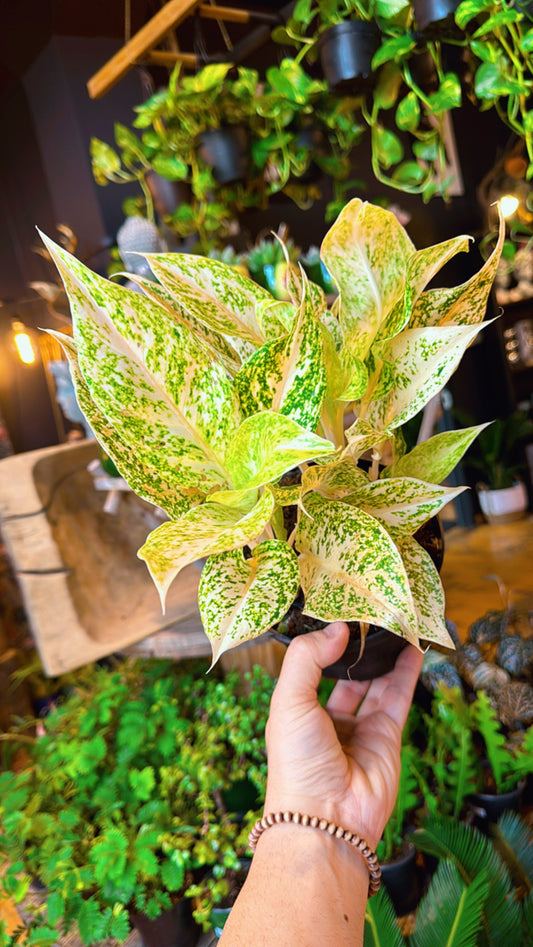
264,622,424,851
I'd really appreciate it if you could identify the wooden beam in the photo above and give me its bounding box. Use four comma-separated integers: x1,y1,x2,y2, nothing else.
144,50,198,69
87,0,201,99
198,4,251,23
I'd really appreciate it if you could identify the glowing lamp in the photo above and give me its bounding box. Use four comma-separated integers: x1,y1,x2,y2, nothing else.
12,320,36,365
499,194,519,218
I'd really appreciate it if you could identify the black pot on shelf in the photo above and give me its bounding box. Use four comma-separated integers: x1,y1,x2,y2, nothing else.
198,126,249,184
468,781,524,834
317,20,381,92
130,899,201,947
381,842,422,917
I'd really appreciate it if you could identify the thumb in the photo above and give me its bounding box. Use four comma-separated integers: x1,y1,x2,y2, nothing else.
274,622,350,706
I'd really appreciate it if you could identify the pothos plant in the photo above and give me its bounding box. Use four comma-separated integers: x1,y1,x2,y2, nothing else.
42,198,504,667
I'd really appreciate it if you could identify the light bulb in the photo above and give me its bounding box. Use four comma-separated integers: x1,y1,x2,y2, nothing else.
12,321,36,364
500,194,519,218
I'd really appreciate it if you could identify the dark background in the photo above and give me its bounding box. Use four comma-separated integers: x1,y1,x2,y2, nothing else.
0,0,524,456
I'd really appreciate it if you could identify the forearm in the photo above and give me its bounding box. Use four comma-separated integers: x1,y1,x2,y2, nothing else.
218,822,369,947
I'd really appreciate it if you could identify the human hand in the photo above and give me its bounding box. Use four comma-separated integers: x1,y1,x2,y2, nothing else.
264,622,424,850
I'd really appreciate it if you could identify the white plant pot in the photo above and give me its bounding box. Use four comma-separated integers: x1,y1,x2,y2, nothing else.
477,480,529,524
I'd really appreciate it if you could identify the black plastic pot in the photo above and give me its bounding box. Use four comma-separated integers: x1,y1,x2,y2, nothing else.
146,171,192,218
198,126,249,184
317,20,381,92
130,899,201,947
469,782,524,833
413,0,461,35
381,842,421,916
222,777,261,818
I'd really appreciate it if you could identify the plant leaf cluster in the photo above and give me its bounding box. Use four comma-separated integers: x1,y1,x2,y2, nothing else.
43,198,504,666
0,659,273,943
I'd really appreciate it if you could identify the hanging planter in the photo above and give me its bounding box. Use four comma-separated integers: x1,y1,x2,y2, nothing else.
198,126,249,185
317,20,381,91
413,0,461,36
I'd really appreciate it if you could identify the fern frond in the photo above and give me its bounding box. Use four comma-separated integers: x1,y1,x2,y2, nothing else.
413,816,523,946
492,811,533,892
410,861,488,947
472,691,512,793
364,887,404,947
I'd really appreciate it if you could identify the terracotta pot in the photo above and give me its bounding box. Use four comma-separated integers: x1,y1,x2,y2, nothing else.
130,899,201,947
381,842,421,916
317,21,380,91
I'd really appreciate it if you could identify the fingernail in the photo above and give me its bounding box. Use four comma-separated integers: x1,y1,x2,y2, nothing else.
325,622,344,638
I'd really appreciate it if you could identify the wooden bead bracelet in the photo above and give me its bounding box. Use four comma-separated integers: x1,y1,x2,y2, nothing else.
248,811,382,896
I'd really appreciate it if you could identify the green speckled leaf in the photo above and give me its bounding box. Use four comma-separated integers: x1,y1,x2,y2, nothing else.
285,261,328,313
366,321,489,430
296,493,419,644
345,477,467,536
224,411,335,491
320,199,414,358
47,331,203,519
199,540,300,665
397,535,454,648
343,418,394,462
410,211,504,328
301,458,368,500
337,349,369,401
138,488,275,607
42,234,240,492
383,424,489,483
270,483,302,506
407,235,471,302
145,252,268,344
234,276,326,428
129,274,244,373
256,298,297,338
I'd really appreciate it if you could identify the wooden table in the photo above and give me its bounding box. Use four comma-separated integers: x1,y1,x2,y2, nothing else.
440,516,533,640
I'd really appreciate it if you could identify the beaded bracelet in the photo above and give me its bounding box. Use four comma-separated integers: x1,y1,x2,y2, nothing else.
248,811,381,896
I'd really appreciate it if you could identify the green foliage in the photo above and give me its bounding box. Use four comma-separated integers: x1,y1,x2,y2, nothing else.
462,409,533,490
43,198,504,666
418,687,480,819
0,659,273,944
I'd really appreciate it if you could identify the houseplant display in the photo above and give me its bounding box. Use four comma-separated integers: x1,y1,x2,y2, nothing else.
364,811,533,941
42,197,504,675
0,658,272,945
461,408,532,523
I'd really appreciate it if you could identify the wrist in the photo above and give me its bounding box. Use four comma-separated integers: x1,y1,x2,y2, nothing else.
263,791,381,852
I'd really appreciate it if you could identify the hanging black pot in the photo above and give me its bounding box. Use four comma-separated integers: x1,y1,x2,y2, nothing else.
146,171,193,218
413,0,461,36
381,842,421,916
198,126,249,185
130,899,201,947
317,20,381,92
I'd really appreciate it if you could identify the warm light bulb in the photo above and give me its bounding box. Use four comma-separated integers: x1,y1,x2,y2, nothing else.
12,321,36,364
499,194,519,218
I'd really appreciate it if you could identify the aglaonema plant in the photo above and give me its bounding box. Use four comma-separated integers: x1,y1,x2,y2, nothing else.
42,198,504,667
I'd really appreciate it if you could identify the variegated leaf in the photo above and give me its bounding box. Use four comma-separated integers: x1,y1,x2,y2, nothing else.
224,411,335,491
397,535,455,648
198,540,300,665
319,323,349,446
337,349,369,401
301,458,368,500
47,331,203,519
234,276,326,429
365,321,490,431
128,273,244,373
42,234,239,491
255,298,297,338
296,494,419,644
407,234,471,303
344,477,467,536
138,488,275,607
382,423,490,484
270,483,302,506
320,199,414,358
285,261,328,313
409,209,504,328
145,252,267,344
343,418,394,462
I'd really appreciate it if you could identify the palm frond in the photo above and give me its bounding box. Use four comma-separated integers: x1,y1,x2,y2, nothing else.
364,887,404,947
492,811,533,892
521,890,533,941
413,816,523,946
410,861,488,947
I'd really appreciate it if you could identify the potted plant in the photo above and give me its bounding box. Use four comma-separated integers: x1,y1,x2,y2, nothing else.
0,658,272,946
462,409,533,523
365,810,533,940
41,198,504,678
